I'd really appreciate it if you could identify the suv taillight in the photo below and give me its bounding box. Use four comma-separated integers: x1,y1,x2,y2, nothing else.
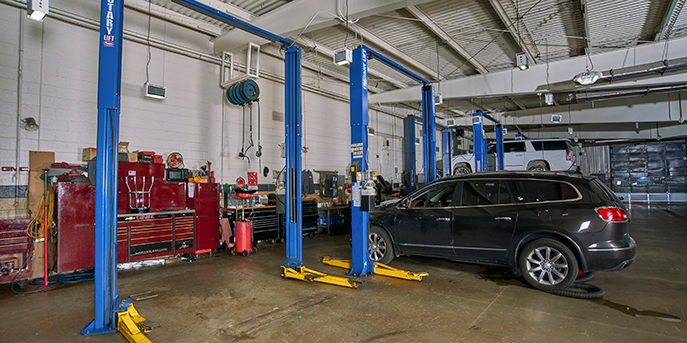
595,207,629,222
566,150,570,160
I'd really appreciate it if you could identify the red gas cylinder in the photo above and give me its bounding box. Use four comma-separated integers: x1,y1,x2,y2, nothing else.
234,221,254,256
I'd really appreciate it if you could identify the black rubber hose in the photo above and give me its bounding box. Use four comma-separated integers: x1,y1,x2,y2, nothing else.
575,271,595,283
546,282,605,299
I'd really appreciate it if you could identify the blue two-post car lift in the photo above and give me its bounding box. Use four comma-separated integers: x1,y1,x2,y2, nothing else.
83,0,362,341
471,111,504,172
322,45,431,281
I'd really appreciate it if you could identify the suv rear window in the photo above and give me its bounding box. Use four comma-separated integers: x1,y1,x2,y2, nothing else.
513,180,579,202
531,141,569,151
504,142,526,152
543,141,570,151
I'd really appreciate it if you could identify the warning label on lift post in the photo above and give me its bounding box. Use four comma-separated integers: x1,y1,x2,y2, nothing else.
351,143,363,158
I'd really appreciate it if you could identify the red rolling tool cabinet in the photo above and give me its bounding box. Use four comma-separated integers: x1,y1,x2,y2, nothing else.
0,218,32,284
55,161,219,273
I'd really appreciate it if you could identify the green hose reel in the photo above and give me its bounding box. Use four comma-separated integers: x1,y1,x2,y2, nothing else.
226,79,260,105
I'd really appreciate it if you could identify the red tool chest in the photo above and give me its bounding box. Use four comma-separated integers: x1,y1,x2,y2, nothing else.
0,218,32,284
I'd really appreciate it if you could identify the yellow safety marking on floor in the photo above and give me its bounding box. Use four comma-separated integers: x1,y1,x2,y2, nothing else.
281,266,360,288
117,304,152,343
322,256,428,281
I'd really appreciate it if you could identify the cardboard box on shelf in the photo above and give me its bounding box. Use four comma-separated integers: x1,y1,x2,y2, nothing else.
128,151,138,162
118,142,129,153
82,148,96,161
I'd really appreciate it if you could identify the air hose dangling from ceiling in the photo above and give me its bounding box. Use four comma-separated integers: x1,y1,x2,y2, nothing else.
226,79,261,168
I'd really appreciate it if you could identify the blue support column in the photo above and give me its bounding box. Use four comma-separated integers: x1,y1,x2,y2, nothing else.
441,129,452,177
349,47,373,276
281,46,303,268
402,116,416,194
82,0,124,336
472,112,487,173
421,85,437,183
495,124,504,171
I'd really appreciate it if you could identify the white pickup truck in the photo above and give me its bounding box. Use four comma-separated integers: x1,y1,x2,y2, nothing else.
451,138,575,175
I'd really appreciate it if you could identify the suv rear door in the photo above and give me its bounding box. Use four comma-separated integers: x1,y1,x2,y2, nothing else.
504,141,526,170
451,179,518,262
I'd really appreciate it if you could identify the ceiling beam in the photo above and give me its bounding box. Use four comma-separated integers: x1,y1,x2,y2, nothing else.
508,96,527,110
369,36,687,103
499,122,687,140
296,36,408,89
655,0,685,41
125,0,221,36
488,0,536,66
211,0,436,52
446,93,687,126
579,0,591,56
192,0,256,22
405,5,488,74
348,23,438,80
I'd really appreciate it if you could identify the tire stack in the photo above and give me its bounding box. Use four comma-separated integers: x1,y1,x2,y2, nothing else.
226,79,260,105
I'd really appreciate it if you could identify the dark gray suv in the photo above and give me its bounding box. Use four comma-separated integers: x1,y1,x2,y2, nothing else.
368,171,636,292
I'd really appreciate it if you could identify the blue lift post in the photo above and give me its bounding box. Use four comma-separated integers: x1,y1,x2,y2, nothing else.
347,46,435,276
472,111,504,172
442,129,453,177
348,46,373,275
402,116,416,194
82,0,127,337
172,0,359,288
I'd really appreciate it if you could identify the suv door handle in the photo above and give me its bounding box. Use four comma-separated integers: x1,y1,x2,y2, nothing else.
436,217,451,222
495,216,512,221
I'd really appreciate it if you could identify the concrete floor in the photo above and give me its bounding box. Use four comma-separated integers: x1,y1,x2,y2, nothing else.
1,203,686,342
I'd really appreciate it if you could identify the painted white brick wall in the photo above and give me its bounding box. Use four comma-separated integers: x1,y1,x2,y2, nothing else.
0,1,426,190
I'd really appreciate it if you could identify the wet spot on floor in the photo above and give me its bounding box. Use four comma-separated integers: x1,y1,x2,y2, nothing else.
592,299,682,322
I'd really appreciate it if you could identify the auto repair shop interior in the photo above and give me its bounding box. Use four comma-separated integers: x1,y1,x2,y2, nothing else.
1,0,686,342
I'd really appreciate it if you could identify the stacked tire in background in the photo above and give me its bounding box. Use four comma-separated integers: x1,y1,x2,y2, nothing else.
611,141,687,193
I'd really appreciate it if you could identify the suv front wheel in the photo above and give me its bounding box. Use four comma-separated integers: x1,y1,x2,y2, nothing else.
369,226,394,264
518,238,578,291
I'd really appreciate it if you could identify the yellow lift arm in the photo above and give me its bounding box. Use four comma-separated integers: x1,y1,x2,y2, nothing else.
281,266,361,288
322,256,428,281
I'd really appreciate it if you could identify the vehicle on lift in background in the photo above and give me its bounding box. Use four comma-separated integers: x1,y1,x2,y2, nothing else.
452,138,575,175
368,171,636,292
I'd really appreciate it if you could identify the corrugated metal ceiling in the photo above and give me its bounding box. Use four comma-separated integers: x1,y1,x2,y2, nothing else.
156,0,687,117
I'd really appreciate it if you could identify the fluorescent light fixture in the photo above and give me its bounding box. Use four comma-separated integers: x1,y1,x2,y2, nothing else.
551,114,562,123
28,0,48,21
368,127,375,136
573,70,603,85
568,126,574,135
415,138,420,145
446,119,458,128
144,82,166,99
434,94,443,105
545,93,554,105
333,48,352,66
516,52,528,70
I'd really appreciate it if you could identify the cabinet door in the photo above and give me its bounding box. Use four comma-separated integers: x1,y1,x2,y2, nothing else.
194,184,219,251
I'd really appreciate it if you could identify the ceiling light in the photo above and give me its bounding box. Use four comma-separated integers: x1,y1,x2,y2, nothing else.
368,127,375,136
545,93,554,105
573,70,603,85
516,52,528,70
144,83,166,99
334,48,352,66
28,0,48,21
